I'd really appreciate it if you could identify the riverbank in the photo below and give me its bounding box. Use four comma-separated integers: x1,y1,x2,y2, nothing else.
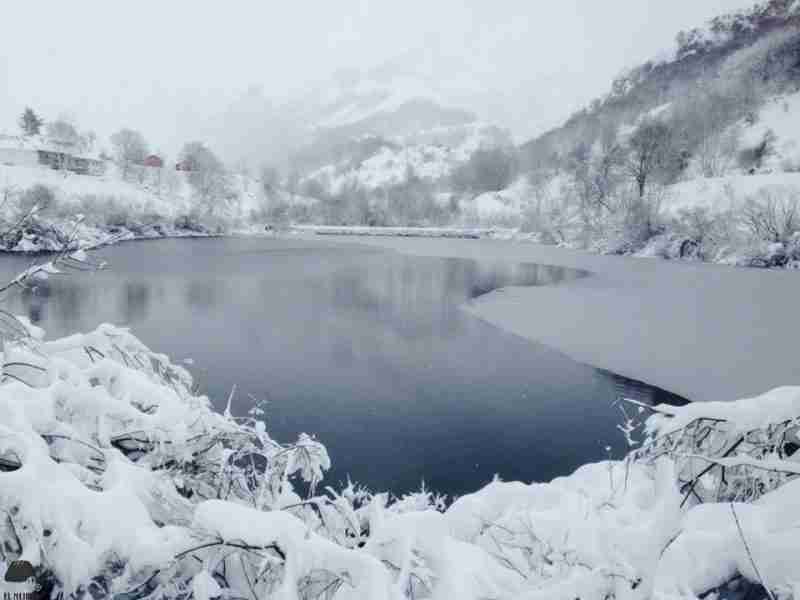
313,235,800,403
0,219,223,252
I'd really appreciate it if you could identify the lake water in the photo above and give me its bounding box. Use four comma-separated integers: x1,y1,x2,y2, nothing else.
0,237,687,497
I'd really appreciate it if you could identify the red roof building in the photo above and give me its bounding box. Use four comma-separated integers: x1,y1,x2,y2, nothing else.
143,154,164,168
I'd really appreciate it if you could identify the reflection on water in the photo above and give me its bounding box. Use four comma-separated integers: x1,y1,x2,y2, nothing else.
122,282,151,323
185,280,219,311
0,238,685,496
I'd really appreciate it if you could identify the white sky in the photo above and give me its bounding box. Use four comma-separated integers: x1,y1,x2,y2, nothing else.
0,0,755,158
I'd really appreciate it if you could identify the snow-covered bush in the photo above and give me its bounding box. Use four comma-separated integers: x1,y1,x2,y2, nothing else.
741,186,799,244
590,187,665,255
667,206,743,260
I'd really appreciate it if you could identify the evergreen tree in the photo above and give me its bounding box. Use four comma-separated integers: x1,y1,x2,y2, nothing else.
18,107,43,136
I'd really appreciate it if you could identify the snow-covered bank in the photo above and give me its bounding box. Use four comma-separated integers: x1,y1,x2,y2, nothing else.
314,236,800,404
0,162,269,253
291,224,497,239
1,219,220,253
2,319,799,599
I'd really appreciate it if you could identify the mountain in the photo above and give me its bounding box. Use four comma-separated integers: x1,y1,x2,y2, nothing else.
498,0,800,266
202,56,513,180
520,0,800,168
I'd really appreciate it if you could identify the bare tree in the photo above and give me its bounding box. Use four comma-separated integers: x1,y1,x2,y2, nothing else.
78,131,97,156
592,128,625,210
285,170,301,203
625,120,672,198
260,165,281,196
741,188,799,243
110,129,149,179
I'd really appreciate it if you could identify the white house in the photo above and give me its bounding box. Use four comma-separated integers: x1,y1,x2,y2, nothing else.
0,134,106,176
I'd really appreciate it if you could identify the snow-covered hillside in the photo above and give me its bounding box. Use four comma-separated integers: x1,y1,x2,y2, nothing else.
303,122,510,194
0,163,270,252
740,90,800,173
661,172,800,214
0,164,191,216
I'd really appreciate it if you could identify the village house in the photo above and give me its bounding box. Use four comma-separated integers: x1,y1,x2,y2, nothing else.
143,154,164,168
0,134,106,176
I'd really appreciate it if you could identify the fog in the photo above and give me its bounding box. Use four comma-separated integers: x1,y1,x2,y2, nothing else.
1,0,754,160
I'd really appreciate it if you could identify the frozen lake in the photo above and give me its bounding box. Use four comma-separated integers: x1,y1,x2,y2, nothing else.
0,237,686,496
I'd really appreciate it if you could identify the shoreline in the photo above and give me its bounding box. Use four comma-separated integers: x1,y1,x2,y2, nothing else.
0,222,225,254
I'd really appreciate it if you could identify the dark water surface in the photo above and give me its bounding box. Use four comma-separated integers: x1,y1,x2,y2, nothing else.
0,237,686,496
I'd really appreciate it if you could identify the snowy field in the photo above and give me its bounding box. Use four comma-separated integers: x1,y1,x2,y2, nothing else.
315,235,800,404
661,172,800,214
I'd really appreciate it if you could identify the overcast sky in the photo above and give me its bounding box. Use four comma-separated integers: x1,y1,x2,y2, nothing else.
0,0,755,157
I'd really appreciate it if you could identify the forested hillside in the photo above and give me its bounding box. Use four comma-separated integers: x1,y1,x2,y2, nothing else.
269,1,800,267
511,0,800,266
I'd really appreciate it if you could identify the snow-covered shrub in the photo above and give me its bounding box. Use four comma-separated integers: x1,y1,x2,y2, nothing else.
669,206,743,260
599,188,665,254
173,213,208,233
673,206,717,250
519,203,579,246
0,320,341,599
741,186,799,244
633,390,800,505
104,201,135,228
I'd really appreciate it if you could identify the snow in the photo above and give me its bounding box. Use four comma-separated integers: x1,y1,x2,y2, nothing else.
0,323,198,591
650,386,800,433
617,102,673,139
741,90,800,172
316,235,800,404
661,172,800,214
0,163,271,251
655,478,800,598
304,123,508,194
192,570,221,600
463,179,534,223
0,164,179,210
0,133,104,161
308,144,455,193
